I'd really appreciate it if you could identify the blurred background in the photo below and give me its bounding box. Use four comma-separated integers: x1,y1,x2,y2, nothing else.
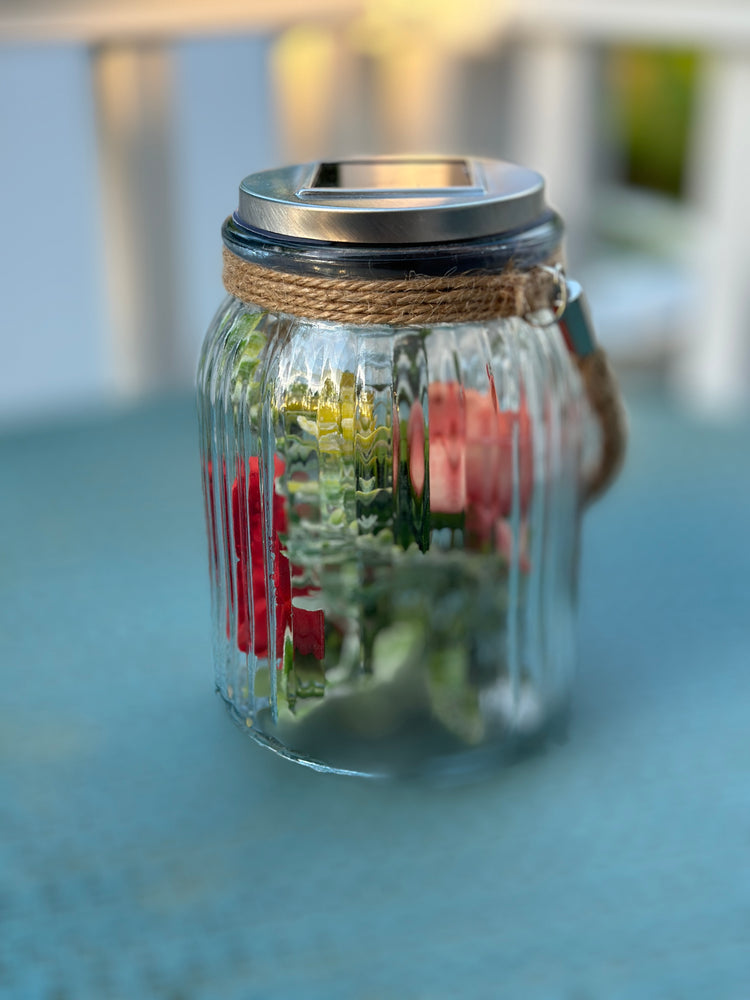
2,0,750,425
3,6,750,999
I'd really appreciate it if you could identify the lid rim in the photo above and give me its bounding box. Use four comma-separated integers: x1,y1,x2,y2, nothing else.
235,156,549,246
222,211,564,281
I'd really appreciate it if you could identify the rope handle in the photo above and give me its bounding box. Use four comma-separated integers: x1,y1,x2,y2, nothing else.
577,348,627,503
531,269,627,502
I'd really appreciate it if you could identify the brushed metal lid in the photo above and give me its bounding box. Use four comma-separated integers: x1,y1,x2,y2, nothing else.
235,156,547,245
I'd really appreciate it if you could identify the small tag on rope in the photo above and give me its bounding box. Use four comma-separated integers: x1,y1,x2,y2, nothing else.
559,280,597,358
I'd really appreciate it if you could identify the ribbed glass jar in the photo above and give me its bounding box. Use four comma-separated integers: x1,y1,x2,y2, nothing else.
198,299,588,777
197,156,606,778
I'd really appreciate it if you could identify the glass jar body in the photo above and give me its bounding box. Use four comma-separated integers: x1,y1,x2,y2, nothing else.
198,297,587,778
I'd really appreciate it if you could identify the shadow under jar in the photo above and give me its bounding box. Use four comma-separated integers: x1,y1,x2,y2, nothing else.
197,156,624,779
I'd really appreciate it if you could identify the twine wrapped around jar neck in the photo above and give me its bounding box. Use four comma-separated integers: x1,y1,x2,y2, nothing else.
222,247,561,326
222,246,626,501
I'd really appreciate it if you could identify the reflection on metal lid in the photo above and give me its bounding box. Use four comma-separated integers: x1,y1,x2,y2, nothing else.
236,155,547,245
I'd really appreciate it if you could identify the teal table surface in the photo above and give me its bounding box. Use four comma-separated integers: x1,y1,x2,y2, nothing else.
1,382,749,1000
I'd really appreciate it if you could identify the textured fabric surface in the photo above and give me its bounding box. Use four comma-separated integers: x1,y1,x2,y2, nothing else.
1,384,748,999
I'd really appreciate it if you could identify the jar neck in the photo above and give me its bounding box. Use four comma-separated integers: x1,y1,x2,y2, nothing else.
221,211,564,281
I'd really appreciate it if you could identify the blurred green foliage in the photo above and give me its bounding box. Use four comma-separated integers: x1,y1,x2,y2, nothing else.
609,48,699,197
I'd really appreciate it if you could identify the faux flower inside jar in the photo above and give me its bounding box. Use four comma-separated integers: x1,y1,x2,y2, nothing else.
197,156,625,778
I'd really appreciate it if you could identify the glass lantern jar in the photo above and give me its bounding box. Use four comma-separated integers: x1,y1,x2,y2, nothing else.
197,157,623,778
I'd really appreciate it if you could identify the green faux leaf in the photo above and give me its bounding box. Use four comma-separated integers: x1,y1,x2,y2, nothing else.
427,645,484,746
230,312,267,410
227,310,264,352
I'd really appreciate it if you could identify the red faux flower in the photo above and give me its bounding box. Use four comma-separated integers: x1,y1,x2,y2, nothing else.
231,457,324,661
408,381,533,556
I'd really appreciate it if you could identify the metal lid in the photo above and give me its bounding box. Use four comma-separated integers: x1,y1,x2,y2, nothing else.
235,156,547,245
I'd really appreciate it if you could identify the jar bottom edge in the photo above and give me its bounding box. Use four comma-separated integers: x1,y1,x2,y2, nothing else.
218,691,572,784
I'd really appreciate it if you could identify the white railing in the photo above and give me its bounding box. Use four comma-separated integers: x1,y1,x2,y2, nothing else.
2,0,749,416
